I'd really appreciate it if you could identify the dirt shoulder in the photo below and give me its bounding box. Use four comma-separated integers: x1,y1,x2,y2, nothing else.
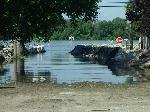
0,82,150,112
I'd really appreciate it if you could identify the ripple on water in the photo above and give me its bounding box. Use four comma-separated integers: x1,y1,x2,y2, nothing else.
0,40,141,84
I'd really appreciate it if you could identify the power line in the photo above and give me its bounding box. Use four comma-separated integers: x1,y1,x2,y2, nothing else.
100,6,124,7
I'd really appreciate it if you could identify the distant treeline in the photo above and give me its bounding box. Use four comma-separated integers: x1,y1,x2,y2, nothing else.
36,17,137,41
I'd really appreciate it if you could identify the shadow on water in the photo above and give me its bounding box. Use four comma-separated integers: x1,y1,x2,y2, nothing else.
0,65,8,76
108,65,150,84
76,57,150,84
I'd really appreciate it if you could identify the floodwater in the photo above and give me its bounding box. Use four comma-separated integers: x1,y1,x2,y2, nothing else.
0,40,149,84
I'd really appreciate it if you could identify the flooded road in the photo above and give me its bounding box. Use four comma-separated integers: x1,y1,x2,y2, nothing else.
0,40,149,84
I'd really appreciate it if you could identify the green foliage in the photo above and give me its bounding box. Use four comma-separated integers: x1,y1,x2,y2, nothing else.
125,0,149,37
0,0,100,43
134,0,150,36
1,0,140,42
49,17,130,40
125,0,141,22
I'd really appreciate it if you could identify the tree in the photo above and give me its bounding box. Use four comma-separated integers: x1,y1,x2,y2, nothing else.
112,17,127,38
126,0,150,49
48,17,128,40
136,0,150,36
126,0,150,37
0,0,100,52
126,0,141,22
125,0,141,49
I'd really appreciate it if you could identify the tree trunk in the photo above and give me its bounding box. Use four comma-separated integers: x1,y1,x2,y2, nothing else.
20,39,26,55
130,38,133,50
13,59,25,82
148,37,150,49
139,37,141,50
13,41,22,57
141,37,144,49
145,37,148,50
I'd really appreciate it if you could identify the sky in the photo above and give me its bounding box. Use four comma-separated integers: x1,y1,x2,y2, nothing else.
98,0,127,20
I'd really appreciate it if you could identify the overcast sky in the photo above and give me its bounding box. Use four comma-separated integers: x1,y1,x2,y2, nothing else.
98,0,127,20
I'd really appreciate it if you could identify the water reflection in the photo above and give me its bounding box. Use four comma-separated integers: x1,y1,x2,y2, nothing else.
13,59,57,83
0,65,8,75
108,65,150,83
0,64,12,83
0,40,150,85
